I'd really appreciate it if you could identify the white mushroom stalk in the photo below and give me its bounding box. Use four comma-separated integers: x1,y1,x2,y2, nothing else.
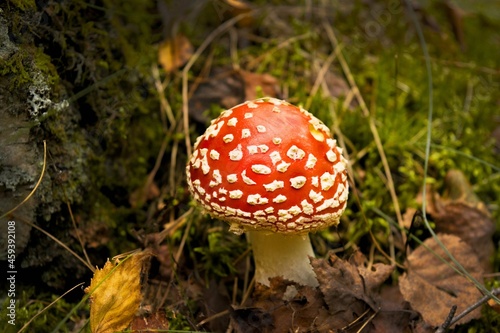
247,231,318,287
186,98,349,287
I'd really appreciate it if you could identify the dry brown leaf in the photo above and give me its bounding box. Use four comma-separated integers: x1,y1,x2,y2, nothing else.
158,34,193,73
188,68,244,125
427,170,495,271
399,234,484,328
246,253,415,332
129,311,170,331
202,279,231,332
188,68,279,125
376,284,431,333
85,250,152,333
444,0,467,50
129,181,160,208
238,69,279,101
230,306,274,333
314,252,376,321
312,252,406,332
249,277,332,332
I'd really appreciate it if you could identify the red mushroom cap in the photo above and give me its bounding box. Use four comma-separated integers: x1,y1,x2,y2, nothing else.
186,98,349,235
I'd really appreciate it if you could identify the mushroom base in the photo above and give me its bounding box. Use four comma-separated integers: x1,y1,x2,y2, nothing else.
247,231,318,287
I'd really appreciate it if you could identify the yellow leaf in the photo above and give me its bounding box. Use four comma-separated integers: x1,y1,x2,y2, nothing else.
85,250,152,333
158,34,193,73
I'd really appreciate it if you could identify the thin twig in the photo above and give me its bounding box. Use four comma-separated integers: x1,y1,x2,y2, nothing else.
229,27,240,71
197,309,230,327
64,193,94,272
306,49,338,110
18,215,95,272
340,307,371,331
166,125,182,224
152,64,176,129
240,276,256,306
159,217,193,307
154,207,193,247
356,307,379,333
242,253,251,305
436,288,500,333
435,305,457,333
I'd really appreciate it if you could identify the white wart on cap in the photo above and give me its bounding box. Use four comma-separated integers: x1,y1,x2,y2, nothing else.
186,97,349,235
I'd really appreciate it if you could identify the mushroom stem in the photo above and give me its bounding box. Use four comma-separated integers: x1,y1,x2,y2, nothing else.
247,231,318,287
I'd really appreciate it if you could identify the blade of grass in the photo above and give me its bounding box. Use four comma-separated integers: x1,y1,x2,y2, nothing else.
17,283,85,333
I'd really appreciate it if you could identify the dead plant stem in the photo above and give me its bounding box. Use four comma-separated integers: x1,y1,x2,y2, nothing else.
160,216,193,307
356,308,379,333
306,49,338,110
1,141,47,219
152,64,176,129
64,192,94,271
19,215,94,271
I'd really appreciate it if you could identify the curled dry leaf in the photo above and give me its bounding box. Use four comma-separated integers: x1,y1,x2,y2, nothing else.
399,234,484,328
85,250,152,333
313,252,409,332
427,169,495,271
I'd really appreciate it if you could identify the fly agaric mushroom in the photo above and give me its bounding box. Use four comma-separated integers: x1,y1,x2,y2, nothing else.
186,97,349,287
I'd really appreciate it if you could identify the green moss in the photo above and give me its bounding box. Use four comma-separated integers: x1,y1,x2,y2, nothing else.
165,309,194,331
33,48,59,86
0,52,31,87
8,0,35,11
0,288,76,332
193,228,245,282
0,7,59,89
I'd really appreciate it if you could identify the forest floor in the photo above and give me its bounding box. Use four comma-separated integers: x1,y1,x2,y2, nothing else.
1,0,500,332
